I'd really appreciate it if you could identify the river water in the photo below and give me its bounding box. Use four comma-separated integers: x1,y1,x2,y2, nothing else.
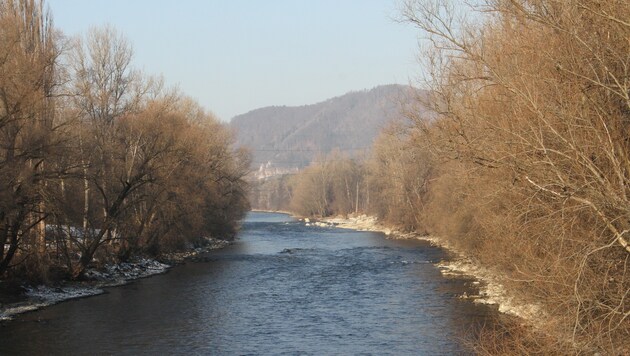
0,212,496,355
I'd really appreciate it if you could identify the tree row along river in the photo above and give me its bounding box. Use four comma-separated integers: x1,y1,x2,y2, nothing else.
0,212,497,355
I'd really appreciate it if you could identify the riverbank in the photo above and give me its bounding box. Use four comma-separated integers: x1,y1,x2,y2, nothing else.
322,214,541,323
0,238,230,321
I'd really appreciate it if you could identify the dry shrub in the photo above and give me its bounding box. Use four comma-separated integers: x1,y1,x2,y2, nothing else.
398,0,630,353
470,315,573,356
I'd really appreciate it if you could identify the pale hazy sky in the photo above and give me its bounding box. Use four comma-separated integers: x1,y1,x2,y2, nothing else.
47,0,421,121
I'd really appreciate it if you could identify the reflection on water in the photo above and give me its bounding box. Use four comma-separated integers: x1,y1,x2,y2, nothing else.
0,212,495,355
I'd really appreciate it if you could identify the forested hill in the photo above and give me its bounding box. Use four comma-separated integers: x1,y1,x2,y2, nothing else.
230,84,426,175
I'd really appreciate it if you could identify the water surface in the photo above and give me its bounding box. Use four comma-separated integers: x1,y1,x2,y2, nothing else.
0,212,495,355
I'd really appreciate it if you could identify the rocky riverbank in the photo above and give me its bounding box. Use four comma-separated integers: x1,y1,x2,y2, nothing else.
0,238,231,321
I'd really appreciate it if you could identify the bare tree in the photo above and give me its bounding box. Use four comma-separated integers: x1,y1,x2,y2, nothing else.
0,0,60,278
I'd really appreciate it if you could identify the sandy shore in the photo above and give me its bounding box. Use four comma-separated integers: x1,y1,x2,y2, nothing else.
322,214,542,322
0,238,230,321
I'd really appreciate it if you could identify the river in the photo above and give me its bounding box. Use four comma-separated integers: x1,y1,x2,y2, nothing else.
0,212,496,355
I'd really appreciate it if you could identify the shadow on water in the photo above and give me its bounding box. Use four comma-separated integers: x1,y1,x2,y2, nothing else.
0,211,497,355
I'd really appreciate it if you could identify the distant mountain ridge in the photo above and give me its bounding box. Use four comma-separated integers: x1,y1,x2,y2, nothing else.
230,84,426,177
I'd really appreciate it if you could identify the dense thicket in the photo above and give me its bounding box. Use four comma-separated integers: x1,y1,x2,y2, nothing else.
250,150,368,218
279,1,630,353
0,0,249,281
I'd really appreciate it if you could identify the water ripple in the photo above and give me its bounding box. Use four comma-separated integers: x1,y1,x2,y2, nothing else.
0,212,496,355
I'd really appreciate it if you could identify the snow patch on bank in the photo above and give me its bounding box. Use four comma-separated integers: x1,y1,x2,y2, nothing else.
1,284,106,321
84,258,170,284
325,215,389,234
323,214,542,322
0,238,230,321
436,257,543,320
0,258,169,321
